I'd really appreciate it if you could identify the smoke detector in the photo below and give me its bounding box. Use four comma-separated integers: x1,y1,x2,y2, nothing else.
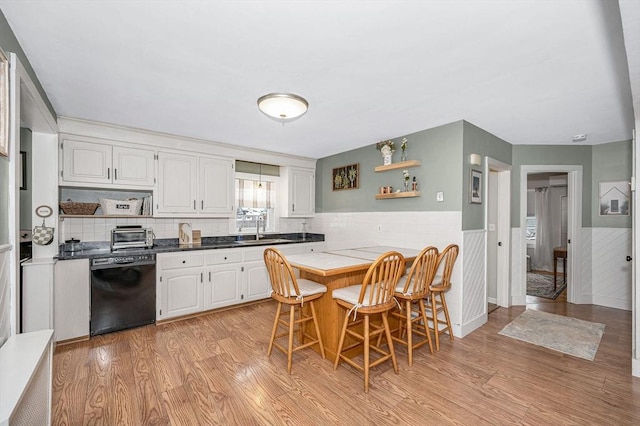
572,134,587,142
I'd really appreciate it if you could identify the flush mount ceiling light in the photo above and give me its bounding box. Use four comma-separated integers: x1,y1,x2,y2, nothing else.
257,93,308,121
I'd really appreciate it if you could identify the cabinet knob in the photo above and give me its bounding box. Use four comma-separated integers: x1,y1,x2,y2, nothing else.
182,260,186,264
224,256,227,260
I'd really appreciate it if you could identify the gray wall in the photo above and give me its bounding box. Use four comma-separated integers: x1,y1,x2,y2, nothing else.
316,121,463,213
0,10,56,119
462,121,512,230
0,10,56,244
511,145,593,228
592,140,632,228
19,128,31,229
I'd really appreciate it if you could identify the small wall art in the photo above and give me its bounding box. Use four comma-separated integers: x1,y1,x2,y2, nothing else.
599,181,630,216
332,163,359,191
469,169,482,204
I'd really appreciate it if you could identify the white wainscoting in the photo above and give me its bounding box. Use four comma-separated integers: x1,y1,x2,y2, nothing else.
578,228,593,304
510,228,526,306
461,230,487,337
591,228,632,311
0,244,11,347
314,211,464,336
313,211,462,251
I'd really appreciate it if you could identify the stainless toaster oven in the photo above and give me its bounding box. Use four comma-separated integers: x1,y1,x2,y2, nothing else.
111,226,155,250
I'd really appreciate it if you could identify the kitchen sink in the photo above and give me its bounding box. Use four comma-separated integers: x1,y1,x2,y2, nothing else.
234,238,292,245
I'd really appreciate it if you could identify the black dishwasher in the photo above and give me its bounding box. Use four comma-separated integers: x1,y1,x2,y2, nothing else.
90,254,156,336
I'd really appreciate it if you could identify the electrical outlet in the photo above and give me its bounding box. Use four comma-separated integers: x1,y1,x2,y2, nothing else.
436,191,444,202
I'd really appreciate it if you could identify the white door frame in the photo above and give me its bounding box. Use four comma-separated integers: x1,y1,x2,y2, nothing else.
486,157,511,307
7,53,58,334
520,165,583,305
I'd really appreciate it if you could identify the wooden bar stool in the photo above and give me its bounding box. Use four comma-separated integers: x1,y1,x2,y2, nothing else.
427,244,459,351
264,248,326,373
391,246,438,366
332,251,405,392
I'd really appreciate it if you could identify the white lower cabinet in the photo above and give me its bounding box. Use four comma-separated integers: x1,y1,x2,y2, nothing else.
157,242,324,321
157,252,205,320
205,264,242,309
243,260,270,302
160,268,204,320
54,258,90,341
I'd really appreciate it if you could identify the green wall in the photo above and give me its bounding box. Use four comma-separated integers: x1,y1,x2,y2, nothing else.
592,140,632,228
0,10,56,244
316,121,463,213
511,145,593,228
462,121,512,230
0,10,56,120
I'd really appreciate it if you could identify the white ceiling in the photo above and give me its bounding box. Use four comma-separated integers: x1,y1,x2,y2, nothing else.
0,1,637,159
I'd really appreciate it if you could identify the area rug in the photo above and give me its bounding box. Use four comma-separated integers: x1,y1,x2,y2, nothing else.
527,272,566,299
499,309,605,361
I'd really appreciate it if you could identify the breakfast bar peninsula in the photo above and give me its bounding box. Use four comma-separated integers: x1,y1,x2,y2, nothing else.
286,246,420,362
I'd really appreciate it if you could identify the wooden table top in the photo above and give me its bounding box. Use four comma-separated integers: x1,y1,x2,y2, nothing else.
287,246,420,277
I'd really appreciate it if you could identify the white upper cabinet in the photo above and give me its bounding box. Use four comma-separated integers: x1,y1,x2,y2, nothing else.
112,146,155,186
200,157,234,215
156,152,234,217
157,152,198,214
280,167,315,217
61,138,154,188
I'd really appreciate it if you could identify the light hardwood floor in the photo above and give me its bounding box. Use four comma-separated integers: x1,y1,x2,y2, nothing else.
52,300,639,425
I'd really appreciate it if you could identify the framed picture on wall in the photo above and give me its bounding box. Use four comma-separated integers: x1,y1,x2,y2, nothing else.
599,181,630,216
332,163,359,191
0,47,8,157
469,169,482,204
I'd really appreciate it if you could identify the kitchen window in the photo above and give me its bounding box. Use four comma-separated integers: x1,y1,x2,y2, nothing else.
235,172,277,233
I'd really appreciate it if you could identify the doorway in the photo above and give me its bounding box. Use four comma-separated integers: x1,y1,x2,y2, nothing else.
485,157,511,311
519,165,583,305
525,172,568,303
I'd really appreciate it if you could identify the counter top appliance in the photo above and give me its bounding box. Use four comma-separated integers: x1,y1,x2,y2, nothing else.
111,226,154,250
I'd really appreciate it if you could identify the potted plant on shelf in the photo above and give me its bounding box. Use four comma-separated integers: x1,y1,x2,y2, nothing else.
376,140,395,165
400,138,408,162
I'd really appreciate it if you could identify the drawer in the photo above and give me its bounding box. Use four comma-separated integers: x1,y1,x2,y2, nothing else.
206,251,242,265
242,248,265,262
160,252,205,269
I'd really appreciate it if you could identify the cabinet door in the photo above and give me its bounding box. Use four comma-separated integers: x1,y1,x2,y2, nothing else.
205,264,242,309
284,167,315,217
54,259,90,341
199,157,234,216
113,146,155,187
159,267,203,320
243,260,271,302
62,139,112,184
157,152,198,214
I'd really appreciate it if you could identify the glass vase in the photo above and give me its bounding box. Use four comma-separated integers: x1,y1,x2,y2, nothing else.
401,150,407,162
403,181,410,192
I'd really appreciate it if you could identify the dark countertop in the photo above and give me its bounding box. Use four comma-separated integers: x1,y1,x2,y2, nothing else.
56,233,325,260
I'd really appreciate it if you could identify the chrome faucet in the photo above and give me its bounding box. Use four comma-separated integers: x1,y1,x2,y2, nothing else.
256,216,264,240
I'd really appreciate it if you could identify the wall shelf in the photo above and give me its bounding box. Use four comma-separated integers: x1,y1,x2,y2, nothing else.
375,191,421,200
374,160,421,172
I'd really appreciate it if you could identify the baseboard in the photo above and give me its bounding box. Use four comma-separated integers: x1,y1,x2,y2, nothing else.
459,313,487,338
591,295,632,311
511,295,526,306
633,358,640,378
487,297,497,304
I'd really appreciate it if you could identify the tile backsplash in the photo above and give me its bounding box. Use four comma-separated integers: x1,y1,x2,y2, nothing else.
60,216,312,242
